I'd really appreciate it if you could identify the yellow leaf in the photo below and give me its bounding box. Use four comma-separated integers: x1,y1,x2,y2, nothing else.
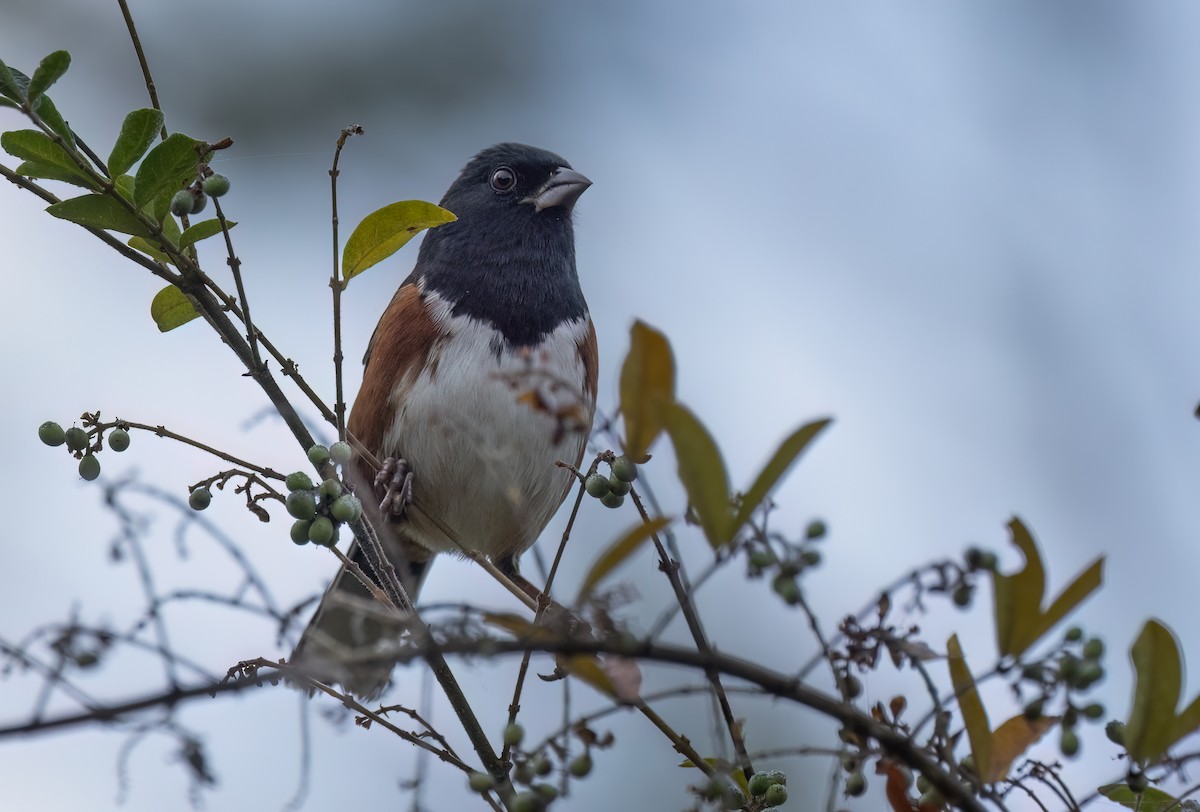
1126,619,1200,766
342,200,456,283
987,713,1058,781
732,418,832,531
947,634,992,778
662,402,734,548
577,516,671,603
150,285,200,332
618,321,675,462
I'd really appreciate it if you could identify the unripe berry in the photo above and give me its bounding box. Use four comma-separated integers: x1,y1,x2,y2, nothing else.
329,440,353,465
952,584,973,607
467,772,494,793
1105,720,1126,746
748,549,775,569
189,486,212,510
290,520,311,545
532,784,558,802
78,454,101,481
107,428,130,452
64,426,89,452
202,173,230,197
308,516,335,546
1065,626,1084,642
748,770,786,796
1060,726,1080,757
763,783,788,806
170,189,194,217
607,475,631,496
599,491,624,509
844,770,867,797
285,490,317,521
503,722,525,747
513,761,534,785
286,471,314,492
773,574,801,604
190,190,208,214
531,756,552,776
330,494,362,523
584,473,609,498
1082,703,1105,720
1127,769,1147,793
568,754,592,777
1083,638,1105,660
610,456,637,483
319,477,343,500
511,792,542,812
805,519,827,539
307,444,330,467
38,421,66,447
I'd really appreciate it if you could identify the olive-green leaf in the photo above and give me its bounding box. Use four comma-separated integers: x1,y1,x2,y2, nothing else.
1098,783,1200,811
180,218,235,251
0,57,20,101
0,96,18,109
619,321,676,463
732,418,832,531
991,517,1103,658
14,160,98,190
1126,619,1200,766
47,194,153,238
134,132,199,209
32,95,73,145
2,129,78,174
342,200,456,283
662,402,734,548
578,516,671,603
108,108,164,178
150,285,200,332
128,236,172,266
948,634,993,780
27,51,70,103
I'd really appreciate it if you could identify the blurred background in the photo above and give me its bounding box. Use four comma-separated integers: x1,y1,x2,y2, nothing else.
4,1,1200,809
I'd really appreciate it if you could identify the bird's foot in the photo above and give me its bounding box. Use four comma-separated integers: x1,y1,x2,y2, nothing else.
373,456,414,517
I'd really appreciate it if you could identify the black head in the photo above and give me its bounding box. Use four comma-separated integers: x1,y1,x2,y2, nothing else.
411,143,591,346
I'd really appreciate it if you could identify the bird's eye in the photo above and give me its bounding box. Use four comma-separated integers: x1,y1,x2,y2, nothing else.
490,166,516,193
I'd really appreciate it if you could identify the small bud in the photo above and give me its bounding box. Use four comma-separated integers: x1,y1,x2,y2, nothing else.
38,421,66,447
189,486,212,510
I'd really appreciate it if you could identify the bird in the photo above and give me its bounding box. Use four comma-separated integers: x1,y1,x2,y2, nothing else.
292,143,597,697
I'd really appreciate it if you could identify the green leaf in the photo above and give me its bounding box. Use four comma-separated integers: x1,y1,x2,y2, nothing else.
107,108,164,177
14,160,98,190
991,517,1104,658
662,402,734,548
128,236,173,265
150,285,200,332
342,200,456,283
947,634,993,781
732,418,831,531
2,129,79,174
46,194,153,238
1098,783,1200,811
133,132,199,209
32,95,73,145
577,516,671,603
27,51,70,103
180,218,235,251
0,97,18,109
1126,619,1200,766
0,57,20,101
619,320,675,463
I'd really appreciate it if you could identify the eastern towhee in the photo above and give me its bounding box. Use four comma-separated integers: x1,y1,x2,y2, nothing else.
293,143,597,696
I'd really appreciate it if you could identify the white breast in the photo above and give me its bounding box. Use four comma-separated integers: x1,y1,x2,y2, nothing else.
383,293,594,561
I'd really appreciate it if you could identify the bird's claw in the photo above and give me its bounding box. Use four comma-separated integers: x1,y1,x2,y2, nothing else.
374,456,414,517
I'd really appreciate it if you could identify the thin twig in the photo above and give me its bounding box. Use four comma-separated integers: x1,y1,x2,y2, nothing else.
116,0,167,140
328,125,362,440
212,197,262,369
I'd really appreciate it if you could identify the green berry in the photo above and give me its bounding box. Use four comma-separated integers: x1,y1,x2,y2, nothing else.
531,756,552,776
319,477,343,500
964,546,986,569
307,444,330,467
568,754,592,777
467,772,494,793
290,520,311,545
532,784,558,801
610,456,638,483
78,454,101,481
513,761,534,785
773,574,801,604
202,173,230,197
763,783,788,806
952,584,973,607
800,549,822,567
805,519,827,539
917,788,944,807
1022,664,1045,682
978,551,998,570
285,490,317,521
748,770,786,796
1065,626,1084,642
1024,699,1044,720
1082,703,1105,720
64,426,89,452
285,471,314,492
503,722,525,747
190,190,207,214
1083,638,1105,660
329,440,353,465
1127,769,1147,793
170,189,194,217
960,754,977,776
599,491,624,509
188,486,212,510
722,787,746,810
511,792,542,812
1060,726,1080,757
1073,661,1104,689
916,774,932,793
844,770,867,797
330,494,362,523
308,516,335,546
584,473,610,498
1105,720,1126,746
841,673,862,699
107,428,130,452
38,421,66,447
608,475,631,496
748,549,775,569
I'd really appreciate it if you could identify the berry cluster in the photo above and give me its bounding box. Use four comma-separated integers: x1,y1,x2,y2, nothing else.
466,722,598,810
583,455,638,509
744,519,826,606
38,419,130,481
1015,625,1108,758
285,442,360,547
169,172,230,218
